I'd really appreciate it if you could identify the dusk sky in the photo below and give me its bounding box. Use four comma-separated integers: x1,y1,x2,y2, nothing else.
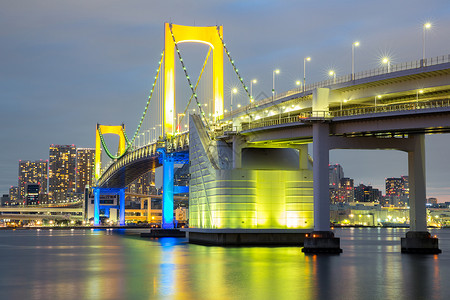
1,1,450,200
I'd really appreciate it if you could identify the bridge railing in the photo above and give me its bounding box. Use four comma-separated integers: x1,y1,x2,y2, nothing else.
213,98,450,137
98,132,190,185
222,54,450,120
332,98,450,117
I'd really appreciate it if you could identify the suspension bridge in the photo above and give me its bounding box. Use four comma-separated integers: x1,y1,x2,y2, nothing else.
93,23,450,253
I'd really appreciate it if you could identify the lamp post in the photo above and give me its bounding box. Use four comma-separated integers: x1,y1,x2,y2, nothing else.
272,69,280,101
382,57,390,73
177,113,185,133
352,41,359,80
303,57,311,92
156,124,162,141
375,95,381,112
152,127,156,142
250,79,257,103
416,89,424,106
328,70,336,84
423,22,431,62
296,80,302,91
231,88,237,111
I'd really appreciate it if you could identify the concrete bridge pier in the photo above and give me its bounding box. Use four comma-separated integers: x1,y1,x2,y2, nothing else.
302,121,342,254
402,134,441,254
157,149,175,229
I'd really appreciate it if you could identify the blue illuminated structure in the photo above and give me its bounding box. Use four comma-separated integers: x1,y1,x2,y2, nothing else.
93,187,126,226
157,148,189,229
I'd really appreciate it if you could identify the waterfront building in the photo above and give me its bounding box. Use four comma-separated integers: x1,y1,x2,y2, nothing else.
18,160,48,202
354,184,382,203
329,164,344,188
48,145,76,203
385,177,409,207
1,194,9,206
127,171,156,195
76,148,95,193
25,184,40,205
339,178,354,203
428,197,438,205
8,186,19,205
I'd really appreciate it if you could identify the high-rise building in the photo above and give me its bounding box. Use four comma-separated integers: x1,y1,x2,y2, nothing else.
128,171,156,195
1,194,10,206
8,186,19,205
427,197,438,205
25,184,40,205
329,164,344,188
48,145,76,203
354,184,382,203
18,160,48,201
385,177,409,207
385,178,403,197
76,148,95,193
338,177,354,203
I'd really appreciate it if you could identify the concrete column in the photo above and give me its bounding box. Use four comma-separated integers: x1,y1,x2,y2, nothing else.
232,135,245,169
162,156,174,229
408,134,427,231
312,122,330,232
94,188,100,226
312,88,330,117
298,144,309,170
119,188,125,226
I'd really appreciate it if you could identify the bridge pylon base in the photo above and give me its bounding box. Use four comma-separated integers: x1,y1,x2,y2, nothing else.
302,231,343,254
401,231,441,254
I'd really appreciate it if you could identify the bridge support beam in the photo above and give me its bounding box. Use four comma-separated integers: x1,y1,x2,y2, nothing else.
302,122,342,254
402,134,441,254
92,187,126,226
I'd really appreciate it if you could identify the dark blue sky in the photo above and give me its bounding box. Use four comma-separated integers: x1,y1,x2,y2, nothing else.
1,0,450,200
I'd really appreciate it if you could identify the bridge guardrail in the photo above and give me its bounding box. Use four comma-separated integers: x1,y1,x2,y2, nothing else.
223,54,450,119
214,98,450,137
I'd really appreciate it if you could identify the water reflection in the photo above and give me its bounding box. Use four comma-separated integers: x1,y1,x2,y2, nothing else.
0,229,449,299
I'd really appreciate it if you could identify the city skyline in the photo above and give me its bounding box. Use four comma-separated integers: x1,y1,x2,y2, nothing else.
1,1,450,200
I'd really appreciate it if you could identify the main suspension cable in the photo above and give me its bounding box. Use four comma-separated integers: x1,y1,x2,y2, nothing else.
99,51,165,160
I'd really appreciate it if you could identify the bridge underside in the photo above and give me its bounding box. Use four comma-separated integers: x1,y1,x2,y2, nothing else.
99,156,161,188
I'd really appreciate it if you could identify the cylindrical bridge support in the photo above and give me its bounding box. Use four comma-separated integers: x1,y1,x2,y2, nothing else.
402,134,441,253
162,155,175,229
312,122,331,232
303,121,342,254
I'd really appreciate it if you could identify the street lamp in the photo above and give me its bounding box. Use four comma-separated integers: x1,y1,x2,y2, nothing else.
375,95,381,112
151,127,156,142
272,69,280,100
416,89,424,104
328,70,336,84
177,113,185,133
231,88,237,111
423,22,432,62
303,57,311,92
296,80,302,91
250,79,257,103
352,41,360,80
382,57,390,73
156,124,162,141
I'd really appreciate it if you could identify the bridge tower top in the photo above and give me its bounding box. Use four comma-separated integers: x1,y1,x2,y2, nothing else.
164,23,224,136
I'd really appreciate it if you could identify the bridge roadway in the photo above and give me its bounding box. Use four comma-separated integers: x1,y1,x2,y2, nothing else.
98,56,450,189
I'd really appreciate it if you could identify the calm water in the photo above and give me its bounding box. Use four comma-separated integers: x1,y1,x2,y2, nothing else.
0,228,449,300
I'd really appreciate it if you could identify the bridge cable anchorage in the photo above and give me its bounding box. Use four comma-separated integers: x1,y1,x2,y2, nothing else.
178,47,212,130
216,26,252,101
169,24,212,133
98,50,165,160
